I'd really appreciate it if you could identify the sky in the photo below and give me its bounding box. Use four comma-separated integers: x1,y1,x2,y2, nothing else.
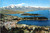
0,0,50,7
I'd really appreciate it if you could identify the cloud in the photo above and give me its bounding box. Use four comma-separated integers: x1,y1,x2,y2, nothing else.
16,3,25,6
10,3,25,6
9,3,25,8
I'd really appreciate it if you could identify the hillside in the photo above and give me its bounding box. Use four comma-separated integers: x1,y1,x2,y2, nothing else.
1,10,24,14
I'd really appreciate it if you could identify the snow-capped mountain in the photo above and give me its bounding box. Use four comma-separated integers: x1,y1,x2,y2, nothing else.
0,5,50,11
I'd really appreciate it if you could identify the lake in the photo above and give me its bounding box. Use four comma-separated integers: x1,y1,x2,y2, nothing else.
7,10,50,26
17,20,50,26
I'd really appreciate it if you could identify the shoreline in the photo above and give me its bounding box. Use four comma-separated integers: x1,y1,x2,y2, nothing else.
17,20,50,27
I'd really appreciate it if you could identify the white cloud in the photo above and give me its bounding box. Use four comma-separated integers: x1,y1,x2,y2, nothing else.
10,3,25,6
16,3,25,6
9,3,25,8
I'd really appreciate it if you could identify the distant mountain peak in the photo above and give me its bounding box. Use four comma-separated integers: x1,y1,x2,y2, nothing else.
0,5,50,11
9,4,15,8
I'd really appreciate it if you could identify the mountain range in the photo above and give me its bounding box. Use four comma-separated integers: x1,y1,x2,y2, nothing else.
0,5,50,14
0,5,50,11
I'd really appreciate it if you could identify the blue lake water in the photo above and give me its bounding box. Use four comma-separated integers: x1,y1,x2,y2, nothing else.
17,20,50,26
7,10,50,26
